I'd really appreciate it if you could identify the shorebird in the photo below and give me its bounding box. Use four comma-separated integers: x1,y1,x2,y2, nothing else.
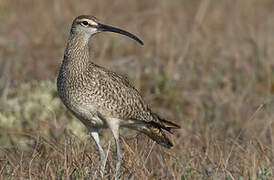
57,15,180,179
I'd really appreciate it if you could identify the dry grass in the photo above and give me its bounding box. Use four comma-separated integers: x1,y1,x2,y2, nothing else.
0,0,274,179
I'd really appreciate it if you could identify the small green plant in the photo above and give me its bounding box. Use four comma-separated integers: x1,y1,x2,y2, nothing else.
259,165,272,180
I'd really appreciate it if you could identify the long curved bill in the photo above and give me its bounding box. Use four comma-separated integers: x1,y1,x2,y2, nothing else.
97,23,144,46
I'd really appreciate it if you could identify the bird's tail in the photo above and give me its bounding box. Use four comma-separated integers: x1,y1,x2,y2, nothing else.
143,121,174,148
126,114,180,148
152,112,181,132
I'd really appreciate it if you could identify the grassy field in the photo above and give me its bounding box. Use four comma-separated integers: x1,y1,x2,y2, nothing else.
0,0,274,179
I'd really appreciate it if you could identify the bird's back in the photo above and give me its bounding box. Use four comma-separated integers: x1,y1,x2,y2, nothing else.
58,61,152,121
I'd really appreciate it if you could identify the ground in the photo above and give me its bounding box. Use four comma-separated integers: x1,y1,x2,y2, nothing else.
0,0,273,179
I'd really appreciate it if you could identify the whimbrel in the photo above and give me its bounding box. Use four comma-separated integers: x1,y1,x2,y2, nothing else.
57,15,180,179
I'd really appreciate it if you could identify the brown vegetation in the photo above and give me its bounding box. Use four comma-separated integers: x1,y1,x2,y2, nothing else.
0,0,274,179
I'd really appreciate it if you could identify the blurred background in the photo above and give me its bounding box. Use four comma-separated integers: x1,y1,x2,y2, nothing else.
0,0,274,179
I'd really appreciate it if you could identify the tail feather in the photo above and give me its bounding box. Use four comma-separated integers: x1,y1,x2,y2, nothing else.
145,113,180,148
125,113,180,148
160,119,181,129
123,121,174,148
144,122,173,148
152,113,181,131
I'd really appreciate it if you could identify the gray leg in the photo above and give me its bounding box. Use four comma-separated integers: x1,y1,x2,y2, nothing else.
88,127,106,177
107,118,122,180
114,137,122,180
106,118,122,179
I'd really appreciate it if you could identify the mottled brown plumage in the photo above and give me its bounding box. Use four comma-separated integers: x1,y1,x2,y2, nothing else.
57,15,180,179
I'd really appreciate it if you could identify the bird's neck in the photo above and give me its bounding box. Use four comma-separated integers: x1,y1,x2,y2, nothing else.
61,33,93,74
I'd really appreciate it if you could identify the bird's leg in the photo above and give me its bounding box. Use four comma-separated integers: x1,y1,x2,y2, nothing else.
108,119,122,180
88,127,106,177
114,136,122,180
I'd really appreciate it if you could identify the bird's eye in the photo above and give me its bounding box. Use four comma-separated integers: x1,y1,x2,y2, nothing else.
81,21,89,27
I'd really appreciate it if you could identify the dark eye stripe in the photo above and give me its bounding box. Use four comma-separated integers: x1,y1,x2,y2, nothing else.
79,21,97,28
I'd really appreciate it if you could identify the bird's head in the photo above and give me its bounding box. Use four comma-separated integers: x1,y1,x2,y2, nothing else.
71,15,143,45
